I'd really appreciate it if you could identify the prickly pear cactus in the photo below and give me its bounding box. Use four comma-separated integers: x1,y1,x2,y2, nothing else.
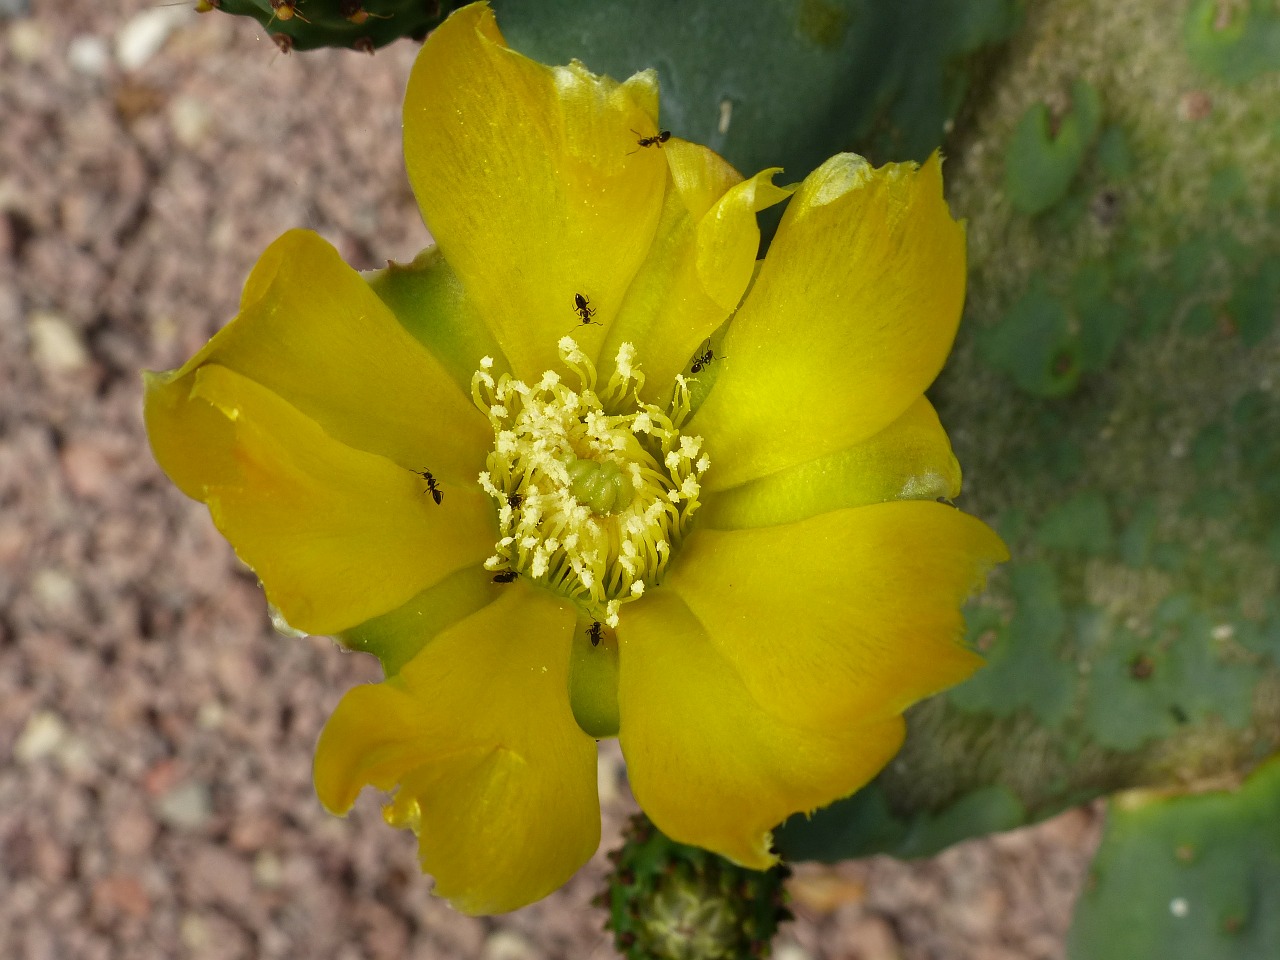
197,0,1280,950
1068,758,1280,959
600,814,792,960
778,0,1280,866
200,0,459,53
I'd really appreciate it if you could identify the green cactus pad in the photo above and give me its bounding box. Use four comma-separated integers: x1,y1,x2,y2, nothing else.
203,0,460,53
777,783,1025,863
1068,758,1280,959
600,814,792,960
496,0,1021,188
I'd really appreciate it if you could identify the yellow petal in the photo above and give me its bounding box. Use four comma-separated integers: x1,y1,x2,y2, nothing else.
340,566,499,676
660,500,1006,734
617,589,906,867
143,367,239,502
665,139,745,224
365,245,512,391
699,397,962,529
314,585,599,914
148,364,495,635
693,165,792,315
602,144,791,399
155,229,489,486
403,4,668,379
690,152,967,492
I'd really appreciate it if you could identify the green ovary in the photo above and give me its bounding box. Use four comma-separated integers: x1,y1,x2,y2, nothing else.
567,457,637,514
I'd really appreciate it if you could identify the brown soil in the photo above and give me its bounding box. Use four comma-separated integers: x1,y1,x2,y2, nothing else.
0,3,1100,957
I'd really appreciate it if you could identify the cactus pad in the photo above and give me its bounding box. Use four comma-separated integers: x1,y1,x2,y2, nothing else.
1068,759,1280,959
200,0,460,53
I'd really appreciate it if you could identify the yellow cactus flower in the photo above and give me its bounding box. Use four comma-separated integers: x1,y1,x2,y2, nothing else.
144,2,1007,915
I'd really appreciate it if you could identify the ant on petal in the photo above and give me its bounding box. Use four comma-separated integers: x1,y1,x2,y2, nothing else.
587,621,603,647
416,469,444,505
571,292,600,328
690,338,723,374
491,570,518,584
629,129,671,154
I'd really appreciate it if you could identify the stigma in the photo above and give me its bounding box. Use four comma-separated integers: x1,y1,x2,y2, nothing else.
471,340,708,626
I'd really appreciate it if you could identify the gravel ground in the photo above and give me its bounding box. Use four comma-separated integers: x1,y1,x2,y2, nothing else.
0,3,1100,958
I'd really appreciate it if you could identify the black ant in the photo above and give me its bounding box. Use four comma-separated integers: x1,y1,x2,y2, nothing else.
690,338,723,374
507,493,523,509
491,570,518,584
572,293,599,327
416,469,443,505
631,129,671,151
587,621,603,647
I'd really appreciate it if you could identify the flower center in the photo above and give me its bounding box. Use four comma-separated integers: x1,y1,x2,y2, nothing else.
472,338,709,626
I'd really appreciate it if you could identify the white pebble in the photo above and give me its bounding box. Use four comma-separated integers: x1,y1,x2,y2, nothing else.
8,20,49,63
32,567,79,612
15,710,67,763
169,95,212,148
773,945,816,960
253,851,283,889
115,6,192,71
179,912,209,949
67,34,110,77
28,312,89,374
483,930,537,960
157,781,213,830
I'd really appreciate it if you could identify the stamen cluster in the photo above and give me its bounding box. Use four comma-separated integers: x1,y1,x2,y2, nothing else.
471,339,709,625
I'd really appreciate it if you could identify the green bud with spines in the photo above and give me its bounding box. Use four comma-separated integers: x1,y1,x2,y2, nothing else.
600,813,792,960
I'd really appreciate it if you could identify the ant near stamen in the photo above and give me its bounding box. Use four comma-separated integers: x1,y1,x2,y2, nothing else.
491,570,518,584
571,292,600,328
690,338,723,374
587,621,604,647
